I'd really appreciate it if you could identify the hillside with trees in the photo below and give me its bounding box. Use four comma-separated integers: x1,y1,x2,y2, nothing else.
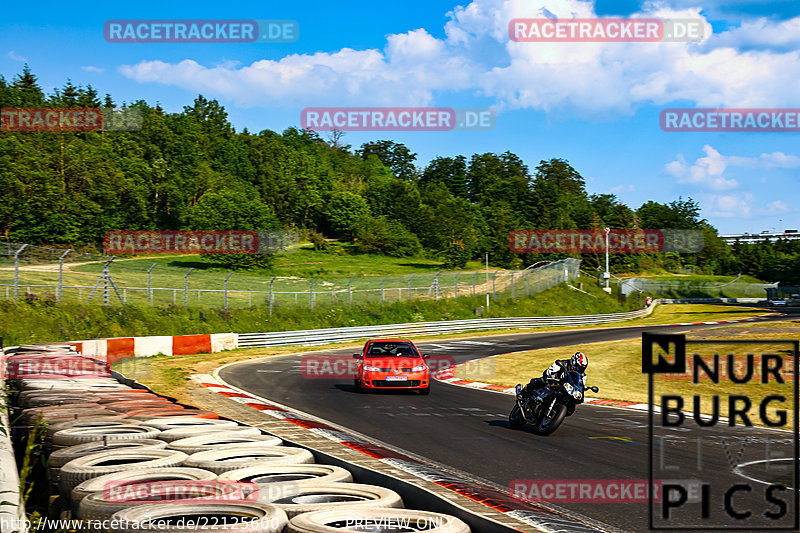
1,67,798,284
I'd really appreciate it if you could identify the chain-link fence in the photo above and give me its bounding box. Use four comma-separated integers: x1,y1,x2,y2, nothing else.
0,242,581,311
620,276,777,299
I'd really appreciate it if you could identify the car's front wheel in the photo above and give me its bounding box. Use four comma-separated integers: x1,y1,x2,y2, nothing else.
353,379,363,393
419,386,430,395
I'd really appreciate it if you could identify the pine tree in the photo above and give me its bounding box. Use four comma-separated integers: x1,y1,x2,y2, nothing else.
56,79,80,107
12,64,44,106
78,85,101,107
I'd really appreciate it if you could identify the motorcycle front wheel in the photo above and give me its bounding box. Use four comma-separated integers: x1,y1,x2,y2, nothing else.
508,404,526,429
534,403,567,436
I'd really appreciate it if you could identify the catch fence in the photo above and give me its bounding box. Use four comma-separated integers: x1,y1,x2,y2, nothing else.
620,276,777,299
0,242,581,311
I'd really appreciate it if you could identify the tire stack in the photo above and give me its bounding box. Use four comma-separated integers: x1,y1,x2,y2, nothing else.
7,345,471,532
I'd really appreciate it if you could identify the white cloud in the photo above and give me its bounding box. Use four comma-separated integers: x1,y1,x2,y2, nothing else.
704,17,800,51
116,0,800,113
664,145,739,190
709,192,754,217
609,184,635,193
759,151,800,169
115,0,800,115
81,66,104,73
665,145,800,191
7,50,26,62
766,200,789,213
643,0,798,23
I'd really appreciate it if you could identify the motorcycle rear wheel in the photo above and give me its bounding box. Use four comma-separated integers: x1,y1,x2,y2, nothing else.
534,403,567,436
508,404,526,429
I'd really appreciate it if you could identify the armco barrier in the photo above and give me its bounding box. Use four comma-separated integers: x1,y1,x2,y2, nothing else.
59,308,657,360
53,297,769,358
238,305,657,347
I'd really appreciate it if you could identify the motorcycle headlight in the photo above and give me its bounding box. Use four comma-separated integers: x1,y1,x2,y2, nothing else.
572,390,583,400
411,365,427,372
563,382,574,394
363,365,381,372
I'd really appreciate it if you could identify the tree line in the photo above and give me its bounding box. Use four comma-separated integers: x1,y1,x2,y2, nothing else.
1,67,798,283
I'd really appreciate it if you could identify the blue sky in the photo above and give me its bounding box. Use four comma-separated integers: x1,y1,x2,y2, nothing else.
2,0,799,234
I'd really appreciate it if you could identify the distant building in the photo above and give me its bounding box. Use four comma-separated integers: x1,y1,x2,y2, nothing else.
721,229,800,245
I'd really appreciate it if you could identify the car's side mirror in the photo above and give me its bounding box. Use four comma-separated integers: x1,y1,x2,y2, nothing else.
352,354,362,359
422,354,430,359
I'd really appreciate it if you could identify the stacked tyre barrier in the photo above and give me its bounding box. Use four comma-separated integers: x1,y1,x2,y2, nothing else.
5,344,471,533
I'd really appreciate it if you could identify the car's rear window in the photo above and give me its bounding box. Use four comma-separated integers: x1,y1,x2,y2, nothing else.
365,342,419,357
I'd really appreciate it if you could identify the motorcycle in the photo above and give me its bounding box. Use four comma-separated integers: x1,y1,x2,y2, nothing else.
509,371,599,435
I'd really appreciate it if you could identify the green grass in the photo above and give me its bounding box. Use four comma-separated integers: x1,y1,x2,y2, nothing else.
625,303,772,325
0,280,636,346
0,244,499,309
141,243,489,277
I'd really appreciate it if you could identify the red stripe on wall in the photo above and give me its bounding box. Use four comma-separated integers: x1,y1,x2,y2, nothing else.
172,334,212,355
66,342,84,354
107,338,135,364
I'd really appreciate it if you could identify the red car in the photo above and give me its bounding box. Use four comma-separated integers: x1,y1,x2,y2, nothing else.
352,339,430,394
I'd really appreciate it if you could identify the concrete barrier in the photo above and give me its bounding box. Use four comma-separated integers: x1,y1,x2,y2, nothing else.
59,332,237,364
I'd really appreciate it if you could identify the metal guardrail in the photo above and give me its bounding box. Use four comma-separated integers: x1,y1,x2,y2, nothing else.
238,305,655,347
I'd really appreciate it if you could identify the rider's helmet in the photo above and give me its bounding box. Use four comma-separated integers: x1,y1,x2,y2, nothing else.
571,352,588,373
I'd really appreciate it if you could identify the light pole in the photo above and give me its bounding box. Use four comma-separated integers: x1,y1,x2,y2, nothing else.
603,227,611,293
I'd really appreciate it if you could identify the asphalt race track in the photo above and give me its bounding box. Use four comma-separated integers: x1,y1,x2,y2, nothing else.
221,309,799,532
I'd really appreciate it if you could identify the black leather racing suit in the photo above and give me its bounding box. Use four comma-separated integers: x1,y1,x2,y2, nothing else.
522,358,587,397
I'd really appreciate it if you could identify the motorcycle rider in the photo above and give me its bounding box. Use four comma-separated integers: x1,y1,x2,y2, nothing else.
517,351,589,400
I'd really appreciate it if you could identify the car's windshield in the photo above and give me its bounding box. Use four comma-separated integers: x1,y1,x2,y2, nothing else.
365,342,419,358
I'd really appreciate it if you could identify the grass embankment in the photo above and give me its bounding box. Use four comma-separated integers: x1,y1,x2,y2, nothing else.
0,245,482,291
461,319,799,429
129,245,489,278
0,280,635,346
112,345,330,406
0,245,510,308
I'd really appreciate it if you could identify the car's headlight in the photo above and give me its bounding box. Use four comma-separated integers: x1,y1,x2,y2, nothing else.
563,382,574,394
363,365,381,372
411,365,427,372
